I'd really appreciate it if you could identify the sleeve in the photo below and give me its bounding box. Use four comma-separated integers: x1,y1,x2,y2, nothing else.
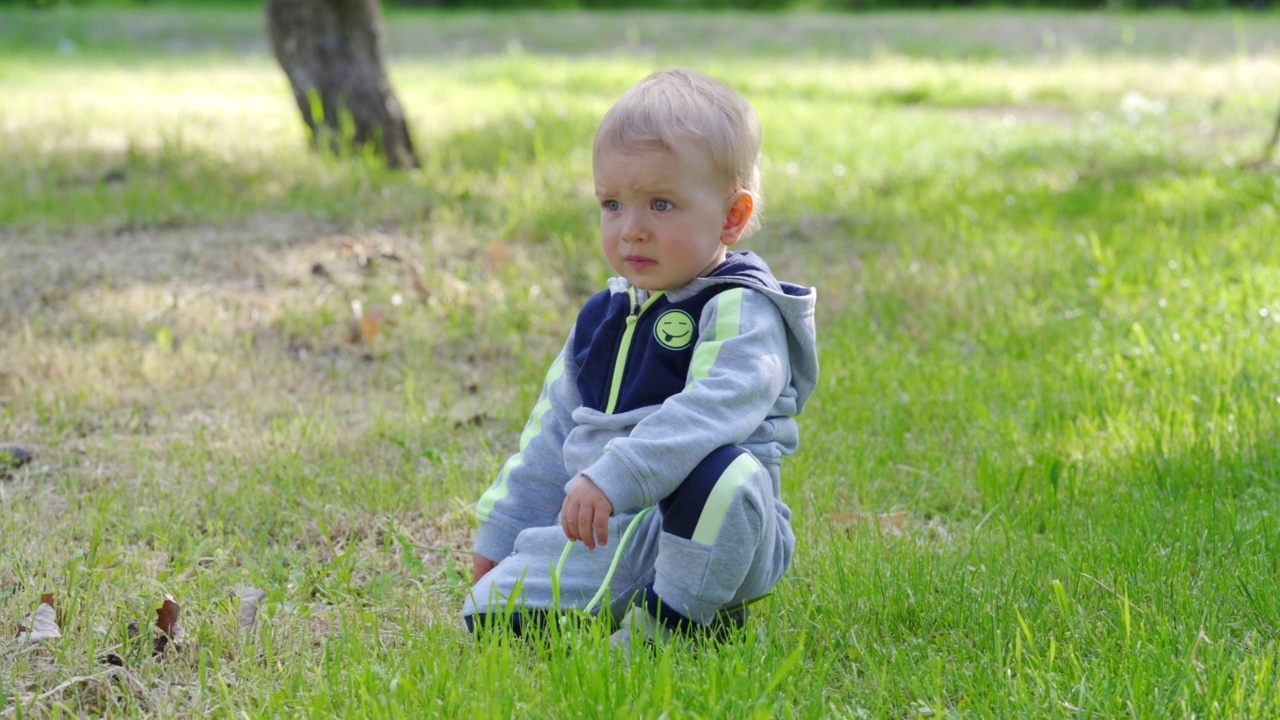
582,287,789,512
472,331,582,561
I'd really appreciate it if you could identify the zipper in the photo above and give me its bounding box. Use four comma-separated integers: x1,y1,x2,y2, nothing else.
604,287,664,414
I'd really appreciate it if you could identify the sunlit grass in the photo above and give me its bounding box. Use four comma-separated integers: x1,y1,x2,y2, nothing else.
2,6,1280,718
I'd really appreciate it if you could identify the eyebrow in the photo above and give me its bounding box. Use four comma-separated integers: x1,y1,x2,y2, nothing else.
594,185,682,198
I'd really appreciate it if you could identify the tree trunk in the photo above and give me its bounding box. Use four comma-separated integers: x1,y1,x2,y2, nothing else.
267,0,419,169
1264,100,1280,164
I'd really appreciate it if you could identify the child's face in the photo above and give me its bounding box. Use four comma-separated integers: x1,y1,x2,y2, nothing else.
593,139,747,292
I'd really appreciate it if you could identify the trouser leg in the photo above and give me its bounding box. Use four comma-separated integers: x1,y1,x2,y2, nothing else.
462,512,652,633
637,445,779,628
463,446,787,635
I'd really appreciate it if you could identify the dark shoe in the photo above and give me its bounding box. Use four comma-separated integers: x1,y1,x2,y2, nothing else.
609,602,750,657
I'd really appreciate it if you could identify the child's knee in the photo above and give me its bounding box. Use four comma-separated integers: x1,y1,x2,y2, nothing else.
660,446,766,544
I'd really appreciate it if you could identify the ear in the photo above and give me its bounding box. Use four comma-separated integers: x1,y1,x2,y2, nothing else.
720,192,754,247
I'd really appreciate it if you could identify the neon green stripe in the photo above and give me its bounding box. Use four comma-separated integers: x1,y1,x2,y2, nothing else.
604,289,664,414
520,356,565,450
687,288,744,388
476,456,520,522
475,355,565,522
604,319,635,414
691,454,757,545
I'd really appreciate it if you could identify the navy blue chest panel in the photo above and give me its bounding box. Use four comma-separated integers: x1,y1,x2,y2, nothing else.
572,286,736,414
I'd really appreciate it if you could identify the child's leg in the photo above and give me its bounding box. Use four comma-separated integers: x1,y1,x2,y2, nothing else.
463,512,654,633
625,445,788,631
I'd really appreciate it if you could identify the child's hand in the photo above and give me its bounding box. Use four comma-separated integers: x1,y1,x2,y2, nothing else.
473,554,499,583
561,474,613,550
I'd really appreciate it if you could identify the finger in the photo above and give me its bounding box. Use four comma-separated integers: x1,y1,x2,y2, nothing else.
577,504,596,550
594,505,608,547
561,498,577,541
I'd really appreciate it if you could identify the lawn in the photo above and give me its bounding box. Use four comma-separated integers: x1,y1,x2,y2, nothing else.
2,5,1280,717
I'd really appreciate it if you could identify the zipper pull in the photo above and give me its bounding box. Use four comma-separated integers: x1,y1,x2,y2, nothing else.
629,287,648,317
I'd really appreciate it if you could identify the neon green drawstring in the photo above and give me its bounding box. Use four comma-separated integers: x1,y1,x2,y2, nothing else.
554,505,654,615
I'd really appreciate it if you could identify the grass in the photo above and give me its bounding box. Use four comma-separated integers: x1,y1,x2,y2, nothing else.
2,5,1280,718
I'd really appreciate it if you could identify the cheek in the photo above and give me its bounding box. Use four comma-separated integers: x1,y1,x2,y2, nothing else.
599,227,618,255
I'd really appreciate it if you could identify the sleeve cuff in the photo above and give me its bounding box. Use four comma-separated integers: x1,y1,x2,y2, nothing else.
583,451,650,513
473,521,519,562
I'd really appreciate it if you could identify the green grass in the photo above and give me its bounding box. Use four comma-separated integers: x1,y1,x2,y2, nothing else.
3,6,1280,718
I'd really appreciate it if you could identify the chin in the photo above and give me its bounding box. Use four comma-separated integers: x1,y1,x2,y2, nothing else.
631,277,674,291
621,274,655,290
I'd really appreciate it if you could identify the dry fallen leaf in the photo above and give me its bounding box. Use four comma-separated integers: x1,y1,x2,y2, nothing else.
830,511,907,536
482,242,509,273
99,620,144,667
17,593,61,644
340,239,373,267
359,308,385,344
154,597,184,654
345,300,389,345
232,586,267,628
155,597,181,637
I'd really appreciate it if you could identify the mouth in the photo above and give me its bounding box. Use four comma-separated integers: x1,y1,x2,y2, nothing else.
624,255,656,269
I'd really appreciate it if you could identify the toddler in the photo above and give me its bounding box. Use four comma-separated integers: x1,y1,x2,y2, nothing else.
464,67,818,648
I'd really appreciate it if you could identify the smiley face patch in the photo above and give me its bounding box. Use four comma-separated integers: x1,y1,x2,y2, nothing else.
654,309,695,351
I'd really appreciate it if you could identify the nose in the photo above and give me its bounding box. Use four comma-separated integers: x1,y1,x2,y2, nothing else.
619,210,647,243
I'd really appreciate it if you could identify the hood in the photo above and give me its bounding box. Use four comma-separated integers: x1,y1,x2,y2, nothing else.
670,250,820,414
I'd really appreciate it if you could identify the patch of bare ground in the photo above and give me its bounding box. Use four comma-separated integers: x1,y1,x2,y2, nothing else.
0,213,540,521
1,213,371,325
1,217,548,462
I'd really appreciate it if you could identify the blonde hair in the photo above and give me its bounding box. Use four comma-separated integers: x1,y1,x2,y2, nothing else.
594,68,764,235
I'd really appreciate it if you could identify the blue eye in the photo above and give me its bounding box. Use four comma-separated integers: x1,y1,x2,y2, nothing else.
653,199,672,211
603,200,621,212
